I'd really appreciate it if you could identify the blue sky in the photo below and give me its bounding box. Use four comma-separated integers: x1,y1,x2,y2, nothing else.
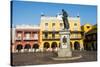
12,1,97,26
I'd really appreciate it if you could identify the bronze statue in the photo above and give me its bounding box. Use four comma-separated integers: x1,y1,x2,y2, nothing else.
62,9,69,29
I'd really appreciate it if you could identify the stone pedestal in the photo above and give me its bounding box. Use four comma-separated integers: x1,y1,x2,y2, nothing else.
58,30,72,57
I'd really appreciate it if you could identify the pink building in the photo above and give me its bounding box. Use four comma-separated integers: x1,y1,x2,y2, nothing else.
12,25,41,53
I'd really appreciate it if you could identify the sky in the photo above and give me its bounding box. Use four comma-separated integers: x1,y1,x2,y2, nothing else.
12,1,97,26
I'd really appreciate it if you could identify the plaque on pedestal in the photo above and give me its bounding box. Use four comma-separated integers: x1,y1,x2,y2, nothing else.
58,30,72,57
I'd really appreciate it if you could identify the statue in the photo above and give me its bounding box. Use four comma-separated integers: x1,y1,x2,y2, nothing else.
62,9,69,29
57,9,72,58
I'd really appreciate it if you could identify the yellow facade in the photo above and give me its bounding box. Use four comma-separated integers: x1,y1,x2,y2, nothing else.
82,24,97,51
81,23,92,33
40,15,84,50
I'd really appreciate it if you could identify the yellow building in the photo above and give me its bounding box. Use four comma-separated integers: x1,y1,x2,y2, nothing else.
82,24,97,51
81,23,92,50
81,23,92,33
40,14,84,51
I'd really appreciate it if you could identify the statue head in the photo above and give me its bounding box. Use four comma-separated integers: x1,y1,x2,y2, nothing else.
62,9,64,12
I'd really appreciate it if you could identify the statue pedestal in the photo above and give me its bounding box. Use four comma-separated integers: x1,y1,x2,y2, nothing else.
58,30,72,57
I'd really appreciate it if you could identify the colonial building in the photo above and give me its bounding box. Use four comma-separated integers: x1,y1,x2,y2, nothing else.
12,14,86,53
81,23,93,50
82,24,97,51
81,23,92,33
40,14,84,51
12,24,42,52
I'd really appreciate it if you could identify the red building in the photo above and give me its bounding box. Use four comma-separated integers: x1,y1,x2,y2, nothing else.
13,25,41,52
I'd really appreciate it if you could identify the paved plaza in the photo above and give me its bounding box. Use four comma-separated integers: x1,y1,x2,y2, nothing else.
11,51,97,66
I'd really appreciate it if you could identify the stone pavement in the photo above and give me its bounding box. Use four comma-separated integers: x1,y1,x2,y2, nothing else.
11,51,97,66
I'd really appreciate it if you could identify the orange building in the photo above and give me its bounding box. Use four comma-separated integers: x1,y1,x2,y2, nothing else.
13,25,42,52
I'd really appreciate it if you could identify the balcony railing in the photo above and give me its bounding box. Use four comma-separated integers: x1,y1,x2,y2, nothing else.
42,36,60,40
32,37,38,40
15,37,22,40
23,37,38,40
15,37,39,41
23,37,31,40
70,37,82,40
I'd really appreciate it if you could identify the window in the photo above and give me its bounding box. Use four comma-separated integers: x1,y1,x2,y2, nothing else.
60,23,63,27
45,23,48,30
25,33,30,39
17,33,22,39
74,34,78,38
74,23,77,26
74,26,78,31
18,33,21,37
60,23,63,30
52,23,55,27
52,23,55,30
45,23,48,26
87,26,90,29
73,34,78,38
33,33,38,40
74,23,78,31
52,32,55,39
44,32,48,38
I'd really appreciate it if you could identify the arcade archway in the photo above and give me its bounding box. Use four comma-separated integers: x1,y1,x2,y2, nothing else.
24,44,31,49
16,44,23,52
74,41,80,50
43,42,50,49
33,44,39,49
51,42,57,49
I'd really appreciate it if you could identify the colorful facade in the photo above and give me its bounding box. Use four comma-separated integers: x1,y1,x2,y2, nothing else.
12,14,98,52
82,24,97,51
12,25,42,52
81,23,92,33
40,14,84,51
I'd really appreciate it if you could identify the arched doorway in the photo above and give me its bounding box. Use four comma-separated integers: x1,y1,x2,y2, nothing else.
33,44,39,49
33,44,39,52
24,44,31,52
51,42,57,52
51,42,57,49
16,44,23,52
24,44,31,49
74,41,80,50
43,42,50,49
